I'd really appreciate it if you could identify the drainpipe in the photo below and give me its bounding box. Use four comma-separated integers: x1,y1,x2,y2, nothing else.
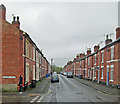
23,32,26,87
98,51,100,84
74,62,75,75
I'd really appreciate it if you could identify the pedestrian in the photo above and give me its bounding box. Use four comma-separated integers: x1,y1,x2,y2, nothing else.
18,75,23,94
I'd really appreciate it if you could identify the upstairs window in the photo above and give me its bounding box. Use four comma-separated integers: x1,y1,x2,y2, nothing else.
88,57,90,66
85,58,87,67
101,51,104,63
94,54,97,65
101,66,104,79
33,47,35,61
111,46,114,60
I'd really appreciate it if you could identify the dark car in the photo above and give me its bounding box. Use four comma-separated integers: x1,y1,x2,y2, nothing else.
51,74,59,83
67,72,73,78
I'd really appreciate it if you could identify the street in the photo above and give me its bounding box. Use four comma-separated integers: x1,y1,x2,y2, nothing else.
41,75,118,103
2,75,119,103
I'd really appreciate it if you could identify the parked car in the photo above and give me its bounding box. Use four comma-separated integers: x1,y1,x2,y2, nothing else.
63,72,67,76
60,72,63,75
53,72,57,74
67,72,73,78
51,74,59,83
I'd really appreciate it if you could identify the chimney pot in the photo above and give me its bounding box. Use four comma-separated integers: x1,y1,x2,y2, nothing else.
94,45,99,52
106,35,108,39
13,16,16,21
0,4,6,20
87,48,91,55
105,35,112,45
116,27,120,40
17,16,19,21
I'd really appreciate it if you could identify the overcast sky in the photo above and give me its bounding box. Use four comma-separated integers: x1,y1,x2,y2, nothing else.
1,1,118,67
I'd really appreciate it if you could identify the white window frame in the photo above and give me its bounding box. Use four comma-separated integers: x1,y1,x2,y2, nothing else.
26,63,29,82
33,47,35,61
94,54,97,65
85,58,87,67
110,65,114,82
94,70,96,78
101,66,104,79
88,57,90,66
88,69,89,77
111,46,114,60
101,51,104,63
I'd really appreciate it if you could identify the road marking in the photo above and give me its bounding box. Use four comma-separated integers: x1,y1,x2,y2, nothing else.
30,95,40,103
37,95,44,102
30,100,34,103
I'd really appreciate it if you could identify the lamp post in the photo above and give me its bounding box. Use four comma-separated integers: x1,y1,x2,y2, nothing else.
51,59,53,75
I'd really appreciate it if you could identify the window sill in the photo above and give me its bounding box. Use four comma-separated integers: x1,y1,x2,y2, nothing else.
101,62,103,64
100,77,104,79
110,80,113,82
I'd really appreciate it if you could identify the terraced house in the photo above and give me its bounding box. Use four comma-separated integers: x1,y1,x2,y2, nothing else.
64,28,120,88
1,4,51,91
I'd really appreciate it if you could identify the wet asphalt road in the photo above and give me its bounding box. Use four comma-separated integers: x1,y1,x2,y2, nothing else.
41,74,118,103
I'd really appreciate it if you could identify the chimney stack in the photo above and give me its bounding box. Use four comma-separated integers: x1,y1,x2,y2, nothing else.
80,53,85,58
116,27,120,40
76,54,79,59
12,16,20,29
0,4,6,20
94,45,99,52
105,35,112,45
87,48,91,56
73,58,76,61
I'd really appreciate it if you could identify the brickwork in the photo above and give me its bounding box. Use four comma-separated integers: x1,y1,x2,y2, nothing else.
64,28,120,88
1,4,51,91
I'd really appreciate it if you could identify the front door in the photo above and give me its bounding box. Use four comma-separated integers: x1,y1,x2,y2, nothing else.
106,65,109,85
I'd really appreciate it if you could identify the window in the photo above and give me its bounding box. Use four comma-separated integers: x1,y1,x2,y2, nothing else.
101,51,104,63
80,61,81,68
85,58,87,67
26,63,29,82
110,65,114,81
94,70,96,78
33,47,35,61
111,46,114,60
94,54,97,65
101,66,104,79
29,46,32,59
39,54,41,64
88,69,89,77
88,57,90,66
26,41,29,57
85,69,87,77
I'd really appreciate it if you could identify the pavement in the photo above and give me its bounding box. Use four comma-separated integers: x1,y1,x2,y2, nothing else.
74,76,120,96
2,77,51,103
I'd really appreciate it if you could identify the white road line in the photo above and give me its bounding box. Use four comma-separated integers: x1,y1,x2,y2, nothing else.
30,100,34,103
30,95,40,103
37,95,44,102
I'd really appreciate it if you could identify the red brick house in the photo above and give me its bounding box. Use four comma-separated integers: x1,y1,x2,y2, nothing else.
1,4,51,91
64,28,120,88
